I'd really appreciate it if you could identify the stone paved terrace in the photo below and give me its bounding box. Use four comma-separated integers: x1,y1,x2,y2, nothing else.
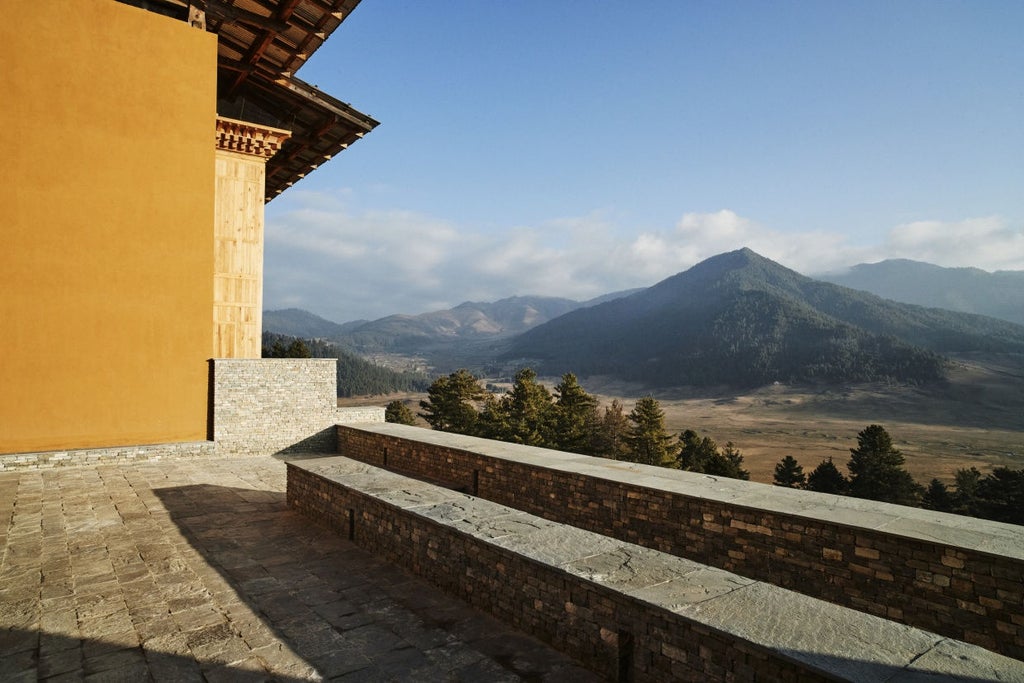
0,456,597,682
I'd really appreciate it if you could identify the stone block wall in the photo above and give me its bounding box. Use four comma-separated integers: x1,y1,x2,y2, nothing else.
0,441,215,472
287,459,819,681
212,358,386,456
212,358,339,455
288,456,1021,682
337,423,1024,660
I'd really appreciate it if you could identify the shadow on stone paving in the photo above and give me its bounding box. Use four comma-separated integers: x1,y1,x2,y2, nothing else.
0,627,305,682
154,484,600,682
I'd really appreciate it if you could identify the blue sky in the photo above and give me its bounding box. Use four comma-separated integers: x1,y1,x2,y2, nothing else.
264,1,1023,323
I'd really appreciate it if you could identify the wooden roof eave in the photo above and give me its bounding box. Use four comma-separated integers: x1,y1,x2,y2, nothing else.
226,73,376,202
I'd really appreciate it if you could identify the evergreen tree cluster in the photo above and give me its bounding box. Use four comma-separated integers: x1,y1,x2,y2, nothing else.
262,337,313,358
384,400,417,425
261,332,430,397
921,466,1024,525
773,425,1024,526
417,371,1024,527
417,368,751,479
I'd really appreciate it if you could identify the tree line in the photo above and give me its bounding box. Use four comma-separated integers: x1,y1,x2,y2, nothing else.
388,367,752,479
772,427,1023,526
388,368,1024,527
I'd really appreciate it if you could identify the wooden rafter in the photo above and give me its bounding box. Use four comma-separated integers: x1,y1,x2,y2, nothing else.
207,0,289,32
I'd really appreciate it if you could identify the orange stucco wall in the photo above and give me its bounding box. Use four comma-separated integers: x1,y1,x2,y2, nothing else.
0,1,217,453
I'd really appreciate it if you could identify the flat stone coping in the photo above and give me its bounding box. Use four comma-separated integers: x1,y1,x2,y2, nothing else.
290,455,1024,681
336,406,385,424
347,423,1024,561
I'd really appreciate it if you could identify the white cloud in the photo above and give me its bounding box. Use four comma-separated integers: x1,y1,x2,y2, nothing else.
627,210,858,277
879,217,1024,271
263,191,1023,323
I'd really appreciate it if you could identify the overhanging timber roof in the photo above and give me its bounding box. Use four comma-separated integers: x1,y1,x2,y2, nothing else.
123,0,379,201
209,0,379,201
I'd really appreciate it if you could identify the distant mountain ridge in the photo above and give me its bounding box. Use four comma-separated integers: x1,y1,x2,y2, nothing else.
265,291,641,352
262,308,365,340
819,259,1024,326
265,251,1024,389
340,296,582,351
504,248,1024,388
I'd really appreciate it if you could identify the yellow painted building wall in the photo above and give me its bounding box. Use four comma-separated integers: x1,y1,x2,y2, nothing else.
0,0,217,453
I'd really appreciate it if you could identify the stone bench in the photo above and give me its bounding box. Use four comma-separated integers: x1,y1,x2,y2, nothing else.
287,455,1023,682
336,423,1024,660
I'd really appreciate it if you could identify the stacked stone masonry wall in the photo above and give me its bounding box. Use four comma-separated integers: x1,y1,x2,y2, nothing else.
212,359,383,456
288,456,1023,681
0,441,215,471
337,424,1024,661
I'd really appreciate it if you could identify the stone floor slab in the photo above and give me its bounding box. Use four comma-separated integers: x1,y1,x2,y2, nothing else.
0,456,597,682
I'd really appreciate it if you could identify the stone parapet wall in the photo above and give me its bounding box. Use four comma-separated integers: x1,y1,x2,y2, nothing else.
0,441,215,472
288,456,1022,682
337,406,386,424
212,359,384,456
337,423,1024,660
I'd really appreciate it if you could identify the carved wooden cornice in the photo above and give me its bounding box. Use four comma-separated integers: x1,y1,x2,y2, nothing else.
215,116,291,159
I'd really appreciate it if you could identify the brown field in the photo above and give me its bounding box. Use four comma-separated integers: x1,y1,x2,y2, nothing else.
340,353,1024,486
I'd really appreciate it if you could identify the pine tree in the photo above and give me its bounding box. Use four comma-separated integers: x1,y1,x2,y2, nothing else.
384,400,417,426
922,479,954,512
677,430,748,479
953,467,982,515
474,394,508,441
491,368,556,447
805,458,848,494
677,429,719,472
286,339,312,358
624,397,678,466
418,369,485,434
705,442,750,480
551,373,599,453
975,467,1024,525
592,399,630,460
773,455,806,488
847,424,922,506
265,340,287,357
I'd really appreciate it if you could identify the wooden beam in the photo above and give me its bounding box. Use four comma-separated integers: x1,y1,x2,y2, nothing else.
207,0,288,32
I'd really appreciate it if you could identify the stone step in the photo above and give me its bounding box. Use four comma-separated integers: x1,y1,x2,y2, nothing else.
288,455,1024,682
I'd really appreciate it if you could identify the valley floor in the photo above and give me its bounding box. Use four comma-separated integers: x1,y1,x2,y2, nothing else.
340,353,1024,487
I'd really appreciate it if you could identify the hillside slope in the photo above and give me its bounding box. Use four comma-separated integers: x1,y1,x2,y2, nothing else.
263,308,365,339
820,260,1024,326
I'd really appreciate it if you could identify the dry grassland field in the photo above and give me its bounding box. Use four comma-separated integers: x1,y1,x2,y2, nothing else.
340,353,1024,486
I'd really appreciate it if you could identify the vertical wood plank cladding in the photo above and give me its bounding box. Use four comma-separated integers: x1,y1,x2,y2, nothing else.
212,119,289,359
213,149,264,358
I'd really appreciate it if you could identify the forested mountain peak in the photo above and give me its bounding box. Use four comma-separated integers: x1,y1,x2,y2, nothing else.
642,247,808,302
505,249,1024,388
